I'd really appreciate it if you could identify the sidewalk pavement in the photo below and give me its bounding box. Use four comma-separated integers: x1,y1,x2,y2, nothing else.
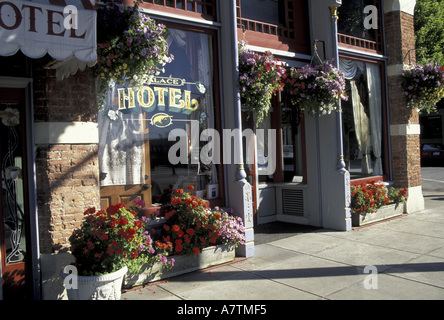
121,190,444,301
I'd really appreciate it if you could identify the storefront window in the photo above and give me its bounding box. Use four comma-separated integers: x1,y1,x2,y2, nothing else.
338,0,377,42
98,27,218,206
340,58,385,179
337,0,383,54
280,94,304,182
236,0,311,54
256,93,304,184
240,0,286,27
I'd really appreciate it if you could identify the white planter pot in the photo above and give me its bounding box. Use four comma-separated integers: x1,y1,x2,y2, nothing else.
352,203,405,227
61,266,127,300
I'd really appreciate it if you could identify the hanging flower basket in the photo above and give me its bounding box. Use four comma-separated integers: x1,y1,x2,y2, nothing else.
238,41,285,124
283,59,348,116
399,61,444,114
93,1,174,106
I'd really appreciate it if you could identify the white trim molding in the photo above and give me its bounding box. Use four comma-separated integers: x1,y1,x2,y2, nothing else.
390,123,421,136
383,0,416,15
387,64,404,77
34,122,99,145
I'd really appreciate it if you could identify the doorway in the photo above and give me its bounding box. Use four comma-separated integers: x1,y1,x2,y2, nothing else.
0,87,32,299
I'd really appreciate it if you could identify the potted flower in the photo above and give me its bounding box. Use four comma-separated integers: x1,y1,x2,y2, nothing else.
399,61,444,113
215,207,246,248
351,181,407,227
62,203,173,300
238,40,285,124
123,187,245,288
350,181,390,216
161,185,222,256
283,59,348,115
94,1,174,106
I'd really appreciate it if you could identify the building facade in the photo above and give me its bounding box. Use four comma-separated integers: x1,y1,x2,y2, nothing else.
0,0,422,300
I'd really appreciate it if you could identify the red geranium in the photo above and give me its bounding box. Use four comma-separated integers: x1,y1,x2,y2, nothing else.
69,203,163,276
161,188,223,256
119,217,128,225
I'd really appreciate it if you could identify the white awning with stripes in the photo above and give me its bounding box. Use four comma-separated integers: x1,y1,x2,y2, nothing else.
0,0,97,62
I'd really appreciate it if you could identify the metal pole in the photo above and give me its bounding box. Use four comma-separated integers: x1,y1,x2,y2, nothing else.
229,0,247,181
330,5,347,174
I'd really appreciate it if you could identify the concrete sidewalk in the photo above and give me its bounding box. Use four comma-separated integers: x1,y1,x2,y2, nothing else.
121,191,444,300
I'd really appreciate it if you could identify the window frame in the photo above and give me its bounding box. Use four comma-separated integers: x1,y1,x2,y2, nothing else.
256,94,307,185
339,53,390,185
135,0,218,22
236,0,311,54
337,0,384,55
162,21,225,207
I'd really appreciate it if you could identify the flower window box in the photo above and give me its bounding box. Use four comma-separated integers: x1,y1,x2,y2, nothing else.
123,244,235,288
352,203,405,227
350,182,407,227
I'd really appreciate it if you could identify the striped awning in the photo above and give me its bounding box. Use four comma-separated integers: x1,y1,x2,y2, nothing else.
0,0,97,62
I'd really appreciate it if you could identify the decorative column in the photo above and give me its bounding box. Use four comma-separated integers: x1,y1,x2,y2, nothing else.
219,0,254,257
329,4,348,174
384,0,424,212
330,3,352,228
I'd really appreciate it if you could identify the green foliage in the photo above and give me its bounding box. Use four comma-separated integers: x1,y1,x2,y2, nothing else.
415,0,444,66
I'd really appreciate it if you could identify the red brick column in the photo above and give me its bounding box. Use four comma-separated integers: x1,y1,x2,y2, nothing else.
33,60,100,254
385,3,424,212
35,144,100,253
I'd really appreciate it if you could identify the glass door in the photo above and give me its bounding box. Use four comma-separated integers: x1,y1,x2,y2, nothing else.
0,87,31,299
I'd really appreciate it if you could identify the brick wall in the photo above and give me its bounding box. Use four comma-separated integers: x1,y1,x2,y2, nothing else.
33,58,97,123
385,9,422,190
385,11,416,66
33,60,100,254
390,135,422,188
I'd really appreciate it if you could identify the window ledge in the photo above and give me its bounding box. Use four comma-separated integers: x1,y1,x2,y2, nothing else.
258,181,307,189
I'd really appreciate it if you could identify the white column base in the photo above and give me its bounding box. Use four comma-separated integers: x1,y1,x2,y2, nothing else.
405,185,425,213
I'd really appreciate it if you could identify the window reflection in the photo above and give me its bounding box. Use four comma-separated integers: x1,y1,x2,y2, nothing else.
1,102,26,264
281,94,303,182
240,0,286,27
340,58,384,179
98,27,218,205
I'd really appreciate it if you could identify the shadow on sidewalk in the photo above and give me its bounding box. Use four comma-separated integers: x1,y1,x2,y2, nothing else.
171,262,444,282
254,222,322,245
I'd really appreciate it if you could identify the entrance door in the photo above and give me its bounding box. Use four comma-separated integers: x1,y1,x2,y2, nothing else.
100,115,152,209
0,88,32,299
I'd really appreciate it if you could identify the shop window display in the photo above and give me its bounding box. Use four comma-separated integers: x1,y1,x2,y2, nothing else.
340,58,385,179
98,27,218,206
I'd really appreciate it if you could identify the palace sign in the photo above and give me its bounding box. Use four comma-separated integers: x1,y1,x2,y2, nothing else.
117,77,205,116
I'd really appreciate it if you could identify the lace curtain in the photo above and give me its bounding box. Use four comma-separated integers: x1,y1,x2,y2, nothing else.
340,58,383,176
98,84,145,187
